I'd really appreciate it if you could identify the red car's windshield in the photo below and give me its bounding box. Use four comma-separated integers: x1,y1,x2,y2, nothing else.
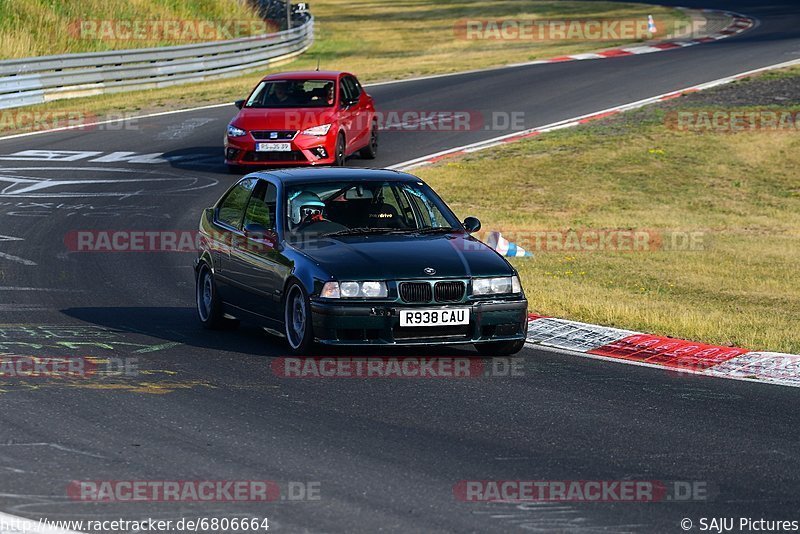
245,79,335,108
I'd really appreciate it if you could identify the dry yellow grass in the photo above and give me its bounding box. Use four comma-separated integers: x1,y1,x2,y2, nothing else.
0,0,265,58
416,105,800,353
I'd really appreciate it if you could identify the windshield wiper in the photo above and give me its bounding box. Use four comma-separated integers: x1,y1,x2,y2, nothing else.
323,227,405,237
414,227,458,234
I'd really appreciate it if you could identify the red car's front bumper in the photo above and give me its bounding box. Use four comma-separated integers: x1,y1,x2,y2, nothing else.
225,129,338,167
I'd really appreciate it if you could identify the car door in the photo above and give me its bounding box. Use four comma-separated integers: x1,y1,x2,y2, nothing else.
227,179,289,323
211,178,257,303
338,76,358,153
343,75,370,149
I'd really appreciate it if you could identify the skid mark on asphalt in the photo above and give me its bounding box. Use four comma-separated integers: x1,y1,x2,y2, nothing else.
0,443,105,459
0,325,220,395
0,167,218,199
154,118,216,141
469,502,641,532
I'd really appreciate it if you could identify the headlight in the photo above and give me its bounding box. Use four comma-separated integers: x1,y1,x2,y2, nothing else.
320,281,388,299
472,276,522,296
227,124,246,137
301,123,332,136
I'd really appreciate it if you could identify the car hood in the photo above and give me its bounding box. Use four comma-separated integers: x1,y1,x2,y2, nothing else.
292,233,514,280
233,108,336,131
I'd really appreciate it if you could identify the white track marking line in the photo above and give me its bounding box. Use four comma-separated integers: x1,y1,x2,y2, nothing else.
0,252,36,266
0,235,36,266
387,57,800,170
0,287,83,292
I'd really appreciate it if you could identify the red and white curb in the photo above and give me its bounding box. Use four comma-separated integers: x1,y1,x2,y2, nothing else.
526,314,800,388
389,56,800,171
519,9,755,65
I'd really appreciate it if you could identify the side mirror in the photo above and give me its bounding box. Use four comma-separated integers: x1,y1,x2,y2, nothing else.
234,99,245,110
340,97,357,109
243,223,278,249
463,217,481,233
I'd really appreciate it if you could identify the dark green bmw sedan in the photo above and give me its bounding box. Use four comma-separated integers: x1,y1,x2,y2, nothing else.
195,167,528,355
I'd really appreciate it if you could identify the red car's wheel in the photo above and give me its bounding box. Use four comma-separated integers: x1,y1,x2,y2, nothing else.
334,133,346,166
359,121,378,159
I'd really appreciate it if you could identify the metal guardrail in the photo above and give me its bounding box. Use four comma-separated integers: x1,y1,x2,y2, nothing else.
0,13,313,109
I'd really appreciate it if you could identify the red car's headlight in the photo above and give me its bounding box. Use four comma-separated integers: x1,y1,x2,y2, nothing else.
301,124,332,136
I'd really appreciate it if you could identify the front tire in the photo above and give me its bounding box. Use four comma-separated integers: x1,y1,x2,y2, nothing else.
474,339,525,356
196,264,224,329
359,122,378,159
284,282,314,354
334,133,346,166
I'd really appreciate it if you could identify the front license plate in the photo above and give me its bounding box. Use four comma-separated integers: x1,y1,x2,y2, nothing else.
255,142,291,152
400,308,469,327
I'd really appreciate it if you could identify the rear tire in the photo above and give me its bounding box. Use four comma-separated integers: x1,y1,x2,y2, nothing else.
196,264,225,329
474,339,525,356
359,122,378,159
284,282,314,355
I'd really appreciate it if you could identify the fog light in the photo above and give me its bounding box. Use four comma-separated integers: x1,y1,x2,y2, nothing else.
311,147,328,159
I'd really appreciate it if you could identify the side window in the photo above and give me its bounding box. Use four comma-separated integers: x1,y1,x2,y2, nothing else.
403,186,448,228
339,78,354,106
243,181,278,230
381,184,412,227
345,76,361,99
217,179,256,229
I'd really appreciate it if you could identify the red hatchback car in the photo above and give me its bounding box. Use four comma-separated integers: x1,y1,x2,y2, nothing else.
224,71,377,171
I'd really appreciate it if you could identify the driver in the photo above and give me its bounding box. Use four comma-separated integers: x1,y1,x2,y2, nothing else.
268,82,293,106
289,191,346,235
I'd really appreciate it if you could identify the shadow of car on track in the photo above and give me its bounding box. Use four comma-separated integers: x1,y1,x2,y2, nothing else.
61,306,480,359
161,147,229,174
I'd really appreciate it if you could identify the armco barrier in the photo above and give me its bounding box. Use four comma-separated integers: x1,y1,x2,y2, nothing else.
0,14,313,109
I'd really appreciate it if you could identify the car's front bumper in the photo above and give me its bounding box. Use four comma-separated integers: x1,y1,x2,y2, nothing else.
309,298,528,346
224,130,337,167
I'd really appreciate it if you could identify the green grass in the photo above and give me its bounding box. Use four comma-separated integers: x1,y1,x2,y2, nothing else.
0,0,685,134
0,0,265,58
414,86,800,354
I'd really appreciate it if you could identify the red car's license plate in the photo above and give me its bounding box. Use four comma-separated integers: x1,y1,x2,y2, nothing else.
256,142,291,152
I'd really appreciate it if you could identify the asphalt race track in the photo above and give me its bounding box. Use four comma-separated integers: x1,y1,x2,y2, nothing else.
1,1,799,531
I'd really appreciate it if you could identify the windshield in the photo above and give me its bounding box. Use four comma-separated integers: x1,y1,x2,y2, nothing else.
245,79,335,108
284,180,462,240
